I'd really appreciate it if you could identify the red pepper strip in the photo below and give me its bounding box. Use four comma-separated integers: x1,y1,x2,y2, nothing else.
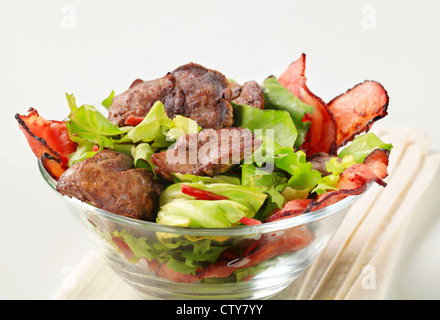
125,115,145,126
181,184,228,200
239,217,262,225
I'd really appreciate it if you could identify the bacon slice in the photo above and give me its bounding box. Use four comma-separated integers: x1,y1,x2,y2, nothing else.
278,53,306,98
112,236,135,260
40,153,67,181
300,84,338,156
16,108,77,179
265,148,390,216
265,199,312,223
363,148,390,180
328,80,389,148
306,148,389,212
278,54,337,156
156,263,201,283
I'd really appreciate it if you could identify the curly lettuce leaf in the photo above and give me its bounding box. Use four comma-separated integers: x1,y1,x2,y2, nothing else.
66,94,125,149
338,132,393,163
113,229,230,275
274,149,321,192
166,115,201,141
311,155,356,195
121,101,174,144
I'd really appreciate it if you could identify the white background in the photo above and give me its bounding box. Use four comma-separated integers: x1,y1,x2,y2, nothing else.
1,0,439,299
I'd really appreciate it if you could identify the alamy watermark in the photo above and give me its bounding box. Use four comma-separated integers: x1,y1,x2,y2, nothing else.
61,5,76,30
165,127,274,170
60,264,77,291
361,5,376,30
361,264,377,290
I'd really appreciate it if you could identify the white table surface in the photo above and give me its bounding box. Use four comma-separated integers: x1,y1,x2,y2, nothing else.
1,0,440,299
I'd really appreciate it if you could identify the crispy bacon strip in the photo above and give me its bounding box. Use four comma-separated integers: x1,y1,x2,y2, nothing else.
306,148,389,212
328,80,389,148
156,262,201,283
265,149,390,217
278,54,337,156
16,108,77,179
112,236,135,260
363,148,390,180
278,53,306,98
265,199,312,223
40,153,67,181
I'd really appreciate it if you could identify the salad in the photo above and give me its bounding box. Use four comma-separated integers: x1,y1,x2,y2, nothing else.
16,54,392,283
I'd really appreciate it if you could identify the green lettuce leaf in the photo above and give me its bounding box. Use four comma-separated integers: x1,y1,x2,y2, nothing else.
311,155,356,195
157,199,253,228
113,229,231,275
232,102,297,149
166,115,201,140
261,76,314,148
274,149,321,192
157,182,268,228
133,143,155,170
121,101,174,144
241,163,287,220
160,182,267,215
172,173,241,185
66,95,125,149
67,141,97,167
338,132,393,163
101,90,115,110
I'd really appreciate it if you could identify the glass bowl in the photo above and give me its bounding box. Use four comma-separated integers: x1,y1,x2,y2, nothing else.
39,160,364,300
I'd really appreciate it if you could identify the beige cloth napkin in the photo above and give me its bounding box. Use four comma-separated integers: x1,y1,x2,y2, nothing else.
52,127,440,300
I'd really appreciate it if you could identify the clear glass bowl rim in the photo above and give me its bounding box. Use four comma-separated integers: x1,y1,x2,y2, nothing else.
38,159,364,236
